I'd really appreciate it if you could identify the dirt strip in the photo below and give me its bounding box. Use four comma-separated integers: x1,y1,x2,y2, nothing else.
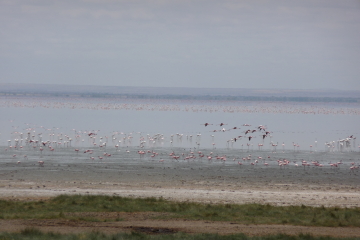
1,217,360,237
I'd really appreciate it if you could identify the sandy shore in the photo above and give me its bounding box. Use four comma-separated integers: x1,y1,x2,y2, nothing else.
1,168,360,207
2,178,360,237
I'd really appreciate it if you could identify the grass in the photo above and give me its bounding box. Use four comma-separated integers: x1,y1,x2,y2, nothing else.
0,228,359,240
0,195,360,227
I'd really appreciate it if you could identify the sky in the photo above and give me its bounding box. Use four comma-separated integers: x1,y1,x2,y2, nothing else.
1,0,360,90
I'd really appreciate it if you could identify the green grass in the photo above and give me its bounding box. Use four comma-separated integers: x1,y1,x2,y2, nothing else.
0,228,359,240
1,195,360,227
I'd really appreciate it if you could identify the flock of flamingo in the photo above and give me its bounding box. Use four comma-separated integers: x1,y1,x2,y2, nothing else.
1,96,359,172
2,119,359,173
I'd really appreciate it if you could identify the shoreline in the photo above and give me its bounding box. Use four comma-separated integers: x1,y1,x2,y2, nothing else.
1,179,360,208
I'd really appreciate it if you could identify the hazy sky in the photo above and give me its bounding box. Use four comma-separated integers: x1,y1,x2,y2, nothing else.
1,0,360,90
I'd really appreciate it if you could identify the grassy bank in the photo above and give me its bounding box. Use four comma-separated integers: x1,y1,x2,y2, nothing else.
0,227,359,240
1,195,360,227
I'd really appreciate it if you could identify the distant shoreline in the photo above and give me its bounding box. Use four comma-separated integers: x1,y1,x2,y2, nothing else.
1,83,359,103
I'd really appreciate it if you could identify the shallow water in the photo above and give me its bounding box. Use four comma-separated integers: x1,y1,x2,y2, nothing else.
1,144,359,189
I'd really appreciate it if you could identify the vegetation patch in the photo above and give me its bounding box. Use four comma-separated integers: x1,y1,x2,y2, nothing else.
1,195,360,227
